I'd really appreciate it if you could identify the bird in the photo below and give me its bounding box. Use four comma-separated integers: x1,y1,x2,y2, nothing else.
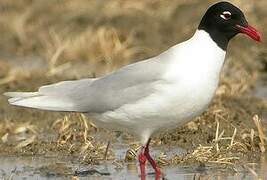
4,1,262,179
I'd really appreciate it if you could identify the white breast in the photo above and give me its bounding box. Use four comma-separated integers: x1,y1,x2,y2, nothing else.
154,29,226,127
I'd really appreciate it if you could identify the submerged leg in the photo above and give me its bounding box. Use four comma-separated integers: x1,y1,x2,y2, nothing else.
138,147,147,180
144,138,161,178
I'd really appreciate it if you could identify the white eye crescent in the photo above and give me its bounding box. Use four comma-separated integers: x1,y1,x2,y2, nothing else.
220,11,231,20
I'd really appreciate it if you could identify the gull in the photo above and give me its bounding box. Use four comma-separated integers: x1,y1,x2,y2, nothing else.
4,1,261,179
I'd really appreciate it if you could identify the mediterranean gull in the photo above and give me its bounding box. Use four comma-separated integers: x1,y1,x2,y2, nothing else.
4,1,262,179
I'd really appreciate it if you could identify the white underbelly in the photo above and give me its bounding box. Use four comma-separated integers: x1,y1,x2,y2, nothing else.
86,80,218,140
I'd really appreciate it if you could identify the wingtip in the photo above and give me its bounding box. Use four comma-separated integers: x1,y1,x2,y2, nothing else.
3,92,12,97
3,92,23,98
7,98,14,104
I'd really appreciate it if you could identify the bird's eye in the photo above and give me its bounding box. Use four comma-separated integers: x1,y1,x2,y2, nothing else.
220,11,231,20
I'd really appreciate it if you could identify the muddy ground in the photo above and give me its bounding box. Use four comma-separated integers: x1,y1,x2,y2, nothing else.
0,0,266,178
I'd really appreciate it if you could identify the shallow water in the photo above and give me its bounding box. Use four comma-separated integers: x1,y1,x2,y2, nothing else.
0,153,266,180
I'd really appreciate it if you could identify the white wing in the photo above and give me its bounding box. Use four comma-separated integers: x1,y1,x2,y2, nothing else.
5,50,173,112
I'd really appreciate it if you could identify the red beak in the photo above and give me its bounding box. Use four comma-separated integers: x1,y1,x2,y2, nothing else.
236,24,262,42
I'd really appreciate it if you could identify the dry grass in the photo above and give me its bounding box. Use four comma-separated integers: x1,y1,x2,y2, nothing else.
51,114,115,163
168,117,265,166
0,119,37,149
253,115,266,153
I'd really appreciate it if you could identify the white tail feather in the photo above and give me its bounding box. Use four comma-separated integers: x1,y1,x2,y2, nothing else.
4,79,94,112
5,92,75,111
7,94,75,111
4,92,39,98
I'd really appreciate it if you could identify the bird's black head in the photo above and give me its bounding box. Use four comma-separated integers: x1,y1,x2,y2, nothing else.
198,1,262,50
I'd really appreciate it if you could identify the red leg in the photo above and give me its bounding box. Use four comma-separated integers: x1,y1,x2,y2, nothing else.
144,138,161,179
138,147,147,180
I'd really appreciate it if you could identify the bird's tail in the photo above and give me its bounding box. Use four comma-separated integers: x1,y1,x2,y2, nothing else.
4,79,94,112
4,91,75,111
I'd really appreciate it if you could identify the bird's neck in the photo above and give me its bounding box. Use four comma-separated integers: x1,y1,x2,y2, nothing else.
164,30,226,83
192,29,228,51
171,30,227,85
190,29,226,57
198,16,230,51
184,30,226,76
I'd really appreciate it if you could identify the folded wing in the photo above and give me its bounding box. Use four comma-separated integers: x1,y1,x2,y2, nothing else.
5,52,171,113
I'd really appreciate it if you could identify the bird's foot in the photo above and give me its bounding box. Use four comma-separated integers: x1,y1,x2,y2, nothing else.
144,138,162,179
138,138,163,179
154,167,162,180
138,151,147,180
